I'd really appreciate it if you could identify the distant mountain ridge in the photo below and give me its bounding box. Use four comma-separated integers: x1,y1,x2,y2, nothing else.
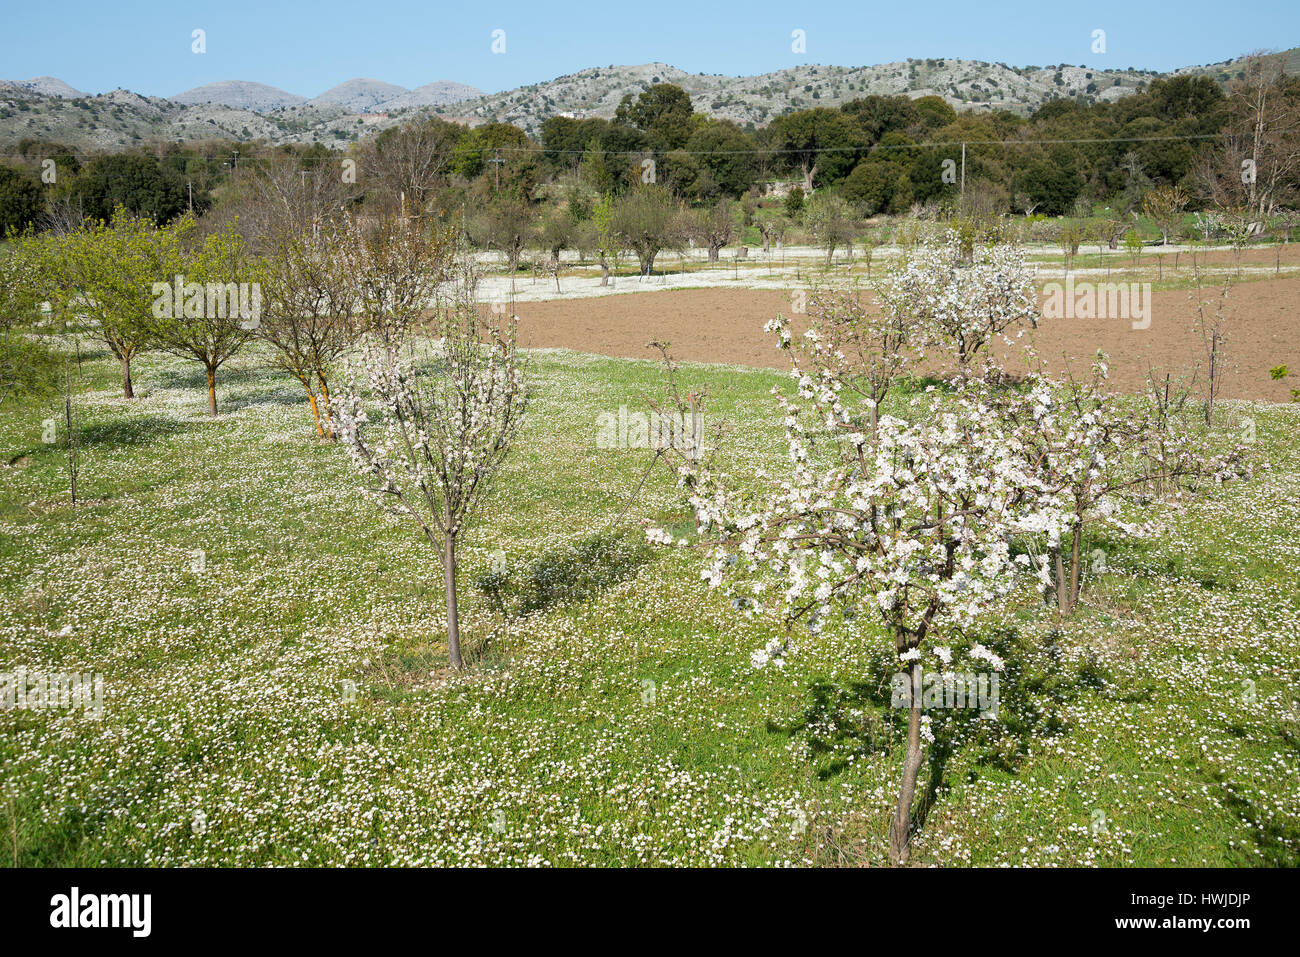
172,77,486,113
431,51,1298,136
368,80,486,111
171,80,307,112
308,78,408,113
0,76,87,99
1,48,1293,151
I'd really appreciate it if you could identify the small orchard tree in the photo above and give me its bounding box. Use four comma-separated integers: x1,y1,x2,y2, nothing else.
1189,268,1233,426
882,232,1038,370
335,281,528,669
592,192,619,286
1141,185,1188,245
469,196,533,290
607,340,730,533
342,213,452,356
1219,207,1253,277
537,205,576,292
688,199,736,262
148,222,259,415
996,360,1147,615
1123,228,1144,265
259,220,360,438
995,357,1248,614
1058,220,1084,271
655,324,1043,864
613,183,681,276
770,281,916,436
0,236,60,406
803,192,855,267
48,209,188,398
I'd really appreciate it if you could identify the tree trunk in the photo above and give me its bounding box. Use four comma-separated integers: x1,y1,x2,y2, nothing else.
708,243,720,263
120,355,134,399
1067,523,1083,614
444,531,463,669
318,376,336,440
600,256,610,286
206,365,218,416
307,392,327,439
889,658,925,865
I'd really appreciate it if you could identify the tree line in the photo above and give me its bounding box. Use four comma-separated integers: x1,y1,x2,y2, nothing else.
1,52,1296,242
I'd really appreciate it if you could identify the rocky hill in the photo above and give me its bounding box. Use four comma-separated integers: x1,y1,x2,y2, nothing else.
370,80,487,111
170,80,308,112
172,77,487,114
309,78,409,112
1,48,1292,152
435,60,1162,135
0,76,86,99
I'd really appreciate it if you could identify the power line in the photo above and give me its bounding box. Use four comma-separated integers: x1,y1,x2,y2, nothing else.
530,133,1225,156
0,131,1227,169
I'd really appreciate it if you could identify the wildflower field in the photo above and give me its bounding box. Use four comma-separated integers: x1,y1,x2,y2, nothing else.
2,338,1297,867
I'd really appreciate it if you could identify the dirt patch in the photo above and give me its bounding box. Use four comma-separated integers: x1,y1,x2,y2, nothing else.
1044,242,1300,271
507,281,1300,402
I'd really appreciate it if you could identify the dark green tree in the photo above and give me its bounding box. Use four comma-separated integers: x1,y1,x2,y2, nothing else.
72,152,188,225
0,164,44,234
686,120,758,198
842,160,904,215
614,83,696,151
767,108,865,190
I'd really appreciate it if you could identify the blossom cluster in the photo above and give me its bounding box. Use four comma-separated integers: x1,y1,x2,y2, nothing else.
334,298,528,540
877,232,1039,366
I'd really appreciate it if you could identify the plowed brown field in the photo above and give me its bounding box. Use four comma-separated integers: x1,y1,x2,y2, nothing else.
505,280,1300,401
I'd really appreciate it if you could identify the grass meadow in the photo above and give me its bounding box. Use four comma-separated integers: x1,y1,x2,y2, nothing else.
2,338,1298,866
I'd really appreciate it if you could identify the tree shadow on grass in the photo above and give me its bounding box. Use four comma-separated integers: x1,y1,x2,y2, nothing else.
9,415,190,461
223,389,312,412
77,416,190,450
474,530,653,620
1218,787,1300,866
154,365,278,394
772,625,1111,841
152,364,309,412
1198,722,1300,865
766,678,899,781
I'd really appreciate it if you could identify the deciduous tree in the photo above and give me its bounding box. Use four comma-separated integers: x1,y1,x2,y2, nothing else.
148,222,260,415
336,279,528,669
46,209,187,398
612,183,681,276
259,219,360,438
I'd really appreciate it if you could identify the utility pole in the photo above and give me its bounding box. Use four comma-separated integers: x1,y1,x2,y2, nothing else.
489,150,504,191
960,142,966,202
187,180,193,213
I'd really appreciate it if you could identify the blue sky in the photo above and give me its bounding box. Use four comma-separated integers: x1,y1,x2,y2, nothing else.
1,0,1296,98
